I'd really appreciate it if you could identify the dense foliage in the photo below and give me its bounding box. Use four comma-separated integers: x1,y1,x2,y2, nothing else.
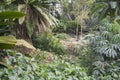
0,0,120,80
85,18,120,79
0,50,92,80
32,33,66,54
0,11,25,49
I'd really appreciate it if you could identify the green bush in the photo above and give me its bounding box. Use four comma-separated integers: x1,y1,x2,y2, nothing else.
52,22,67,33
71,39,96,75
0,50,39,80
32,33,66,54
92,60,120,80
55,33,68,40
52,21,81,34
37,56,93,80
0,50,93,80
85,19,120,79
87,19,120,59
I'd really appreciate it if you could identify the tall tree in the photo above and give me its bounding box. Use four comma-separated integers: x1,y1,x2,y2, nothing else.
59,0,93,40
72,0,93,40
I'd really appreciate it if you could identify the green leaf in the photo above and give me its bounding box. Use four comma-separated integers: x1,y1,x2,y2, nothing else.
0,35,17,49
0,11,25,19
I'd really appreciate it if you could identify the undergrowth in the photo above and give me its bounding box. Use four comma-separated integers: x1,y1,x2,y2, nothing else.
0,50,93,80
32,33,67,55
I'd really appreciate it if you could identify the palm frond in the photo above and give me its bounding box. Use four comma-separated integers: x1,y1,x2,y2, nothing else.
91,2,108,16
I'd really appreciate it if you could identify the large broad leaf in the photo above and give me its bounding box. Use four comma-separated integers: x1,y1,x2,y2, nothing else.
0,35,17,49
0,11,25,19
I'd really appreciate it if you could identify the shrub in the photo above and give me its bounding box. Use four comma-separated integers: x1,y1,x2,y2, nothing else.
55,33,68,40
92,60,120,80
37,55,93,80
0,50,39,80
85,18,120,79
32,33,66,54
72,39,96,75
86,19,120,59
52,21,81,34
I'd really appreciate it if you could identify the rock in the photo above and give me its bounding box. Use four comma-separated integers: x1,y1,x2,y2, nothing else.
14,39,36,55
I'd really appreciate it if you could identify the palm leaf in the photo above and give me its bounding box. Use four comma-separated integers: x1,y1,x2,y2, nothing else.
98,7,109,21
91,2,108,16
33,5,50,31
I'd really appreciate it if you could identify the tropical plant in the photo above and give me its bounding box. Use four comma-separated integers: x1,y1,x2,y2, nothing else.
8,0,58,39
37,55,93,80
0,50,94,80
89,19,120,59
55,33,68,40
0,11,25,49
84,18,120,79
32,33,66,54
0,50,39,80
92,60,120,80
74,39,95,67
91,0,120,22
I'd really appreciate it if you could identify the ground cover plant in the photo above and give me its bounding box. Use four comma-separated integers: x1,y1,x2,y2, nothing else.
0,50,93,80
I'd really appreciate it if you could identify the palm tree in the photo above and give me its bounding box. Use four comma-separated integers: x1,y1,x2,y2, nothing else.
10,0,57,40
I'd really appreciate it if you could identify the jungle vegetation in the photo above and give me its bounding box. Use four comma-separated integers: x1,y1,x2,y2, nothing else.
0,0,120,80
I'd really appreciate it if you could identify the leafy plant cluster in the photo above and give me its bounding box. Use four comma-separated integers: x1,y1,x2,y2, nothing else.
0,50,38,80
32,33,66,54
55,33,68,40
73,40,95,69
0,11,25,49
1,0,57,38
88,19,120,59
92,60,120,80
52,21,81,34
85,19,120,79
0,50,93,80
37,56,92,80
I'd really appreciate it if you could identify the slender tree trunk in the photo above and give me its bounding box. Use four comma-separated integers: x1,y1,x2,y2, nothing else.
76,22,79,41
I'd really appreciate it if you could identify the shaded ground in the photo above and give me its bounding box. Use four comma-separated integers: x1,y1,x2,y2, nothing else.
60,34,79,55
